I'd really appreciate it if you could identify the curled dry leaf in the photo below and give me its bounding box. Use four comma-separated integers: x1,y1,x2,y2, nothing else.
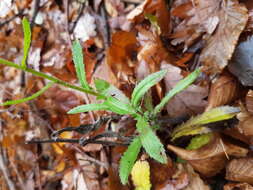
226,158,253,185
160,163,210,190
206,71,243,110
237,111,253,137
224,183,253,190
161,63,208,118
171,0,221,48
199,0,248,74
167,134,248,177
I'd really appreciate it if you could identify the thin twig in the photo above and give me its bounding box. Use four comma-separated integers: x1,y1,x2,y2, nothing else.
0,58,102,97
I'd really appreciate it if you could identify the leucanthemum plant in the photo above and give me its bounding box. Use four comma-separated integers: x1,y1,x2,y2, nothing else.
0,18,240,185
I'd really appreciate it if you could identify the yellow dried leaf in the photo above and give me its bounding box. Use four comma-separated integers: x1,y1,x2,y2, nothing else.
131,160,151,190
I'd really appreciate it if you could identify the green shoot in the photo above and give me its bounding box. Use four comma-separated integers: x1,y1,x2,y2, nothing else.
72,40,90,89
1,81,54,106
119,137,142,185
153,68,201,115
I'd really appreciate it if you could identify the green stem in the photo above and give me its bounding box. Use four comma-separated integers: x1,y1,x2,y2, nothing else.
1,81,55,106
0,58,100,97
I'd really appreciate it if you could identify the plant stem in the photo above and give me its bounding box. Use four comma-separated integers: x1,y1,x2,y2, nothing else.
0,58,100,96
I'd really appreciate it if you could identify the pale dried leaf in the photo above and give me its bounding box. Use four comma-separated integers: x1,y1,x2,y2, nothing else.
206,72,242,110
168,134,248,176
226,158,253,185
224,183,253,190
200,0,248,74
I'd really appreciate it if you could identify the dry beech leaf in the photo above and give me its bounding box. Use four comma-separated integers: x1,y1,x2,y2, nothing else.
200,0,248,74
171,0,221,48
246,90,253,114
160,163,210,190
106,31,138,78
224,183,253,190
161,63,208,118
167,134,248,177
226,158,253,185
237,111,253,137
206,71,242,110
137,29,175,72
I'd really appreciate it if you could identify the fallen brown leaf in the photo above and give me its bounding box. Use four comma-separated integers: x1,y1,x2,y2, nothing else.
161,63,208,118
167,134,248,176
226,158,253,185
206,71,243,110
224,183,253,190
200,0,248,74
159,163,210,190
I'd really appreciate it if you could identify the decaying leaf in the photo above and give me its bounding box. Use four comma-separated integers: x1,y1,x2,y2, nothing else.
161,63,208,118
106,31,138,79
131,160,151,190
160,163,210,190
206,71,243,110
171,0,221,48
224,183,253,190
200,0,248,74
226,158,253,185
168,134,248,176
237,111,253,137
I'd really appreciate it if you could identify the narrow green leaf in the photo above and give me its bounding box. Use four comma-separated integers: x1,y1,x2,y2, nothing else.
119,137,142,185
131,70,167,108
171,106,240,140
72,40,90,89
67,103,108,114
95,78,130,104
153,68,201,115
136,116,167,163
104,97,136,115
1,82,54,106
21,17,31,68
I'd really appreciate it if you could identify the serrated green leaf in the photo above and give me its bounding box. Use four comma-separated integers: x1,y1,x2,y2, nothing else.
171,106,240,140
104,96,135,115
153,68,201,115
72,40,90,89
95,78,130,104
1,82,54,106
136,116,167,163
67,103,108,114
119,137,142,185
131,70,167,108
21,17,31,68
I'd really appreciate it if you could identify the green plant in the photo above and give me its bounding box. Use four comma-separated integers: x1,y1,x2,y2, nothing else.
0,17,227,185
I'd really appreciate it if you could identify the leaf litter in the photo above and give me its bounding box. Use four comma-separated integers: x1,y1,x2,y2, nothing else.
1,0,253,190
